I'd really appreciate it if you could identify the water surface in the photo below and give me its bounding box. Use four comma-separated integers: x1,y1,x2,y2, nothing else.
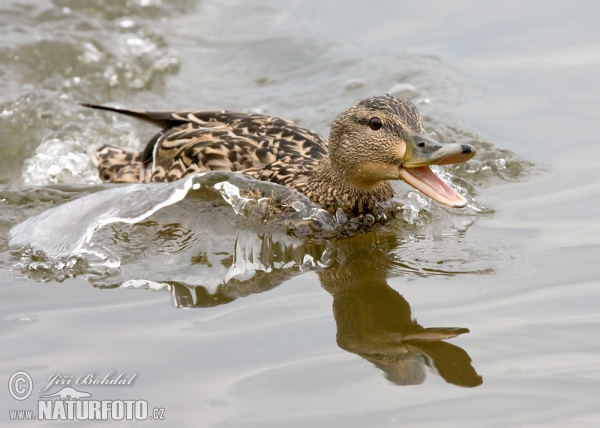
1,1,599,426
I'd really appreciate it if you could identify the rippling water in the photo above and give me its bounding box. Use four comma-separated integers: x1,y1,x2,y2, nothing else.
1,0,599,426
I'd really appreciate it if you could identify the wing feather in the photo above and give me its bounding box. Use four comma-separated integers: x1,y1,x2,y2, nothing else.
88,105,328,187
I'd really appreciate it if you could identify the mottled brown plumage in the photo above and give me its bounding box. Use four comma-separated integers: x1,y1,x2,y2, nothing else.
86,95,475,215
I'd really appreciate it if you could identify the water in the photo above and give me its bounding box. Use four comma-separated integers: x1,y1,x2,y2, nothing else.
1,0,600,426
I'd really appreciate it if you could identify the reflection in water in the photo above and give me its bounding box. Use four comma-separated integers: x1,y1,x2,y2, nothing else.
129,229,482,388
320,234,482,387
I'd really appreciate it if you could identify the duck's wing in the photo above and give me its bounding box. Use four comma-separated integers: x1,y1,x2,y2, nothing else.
84,104,328,184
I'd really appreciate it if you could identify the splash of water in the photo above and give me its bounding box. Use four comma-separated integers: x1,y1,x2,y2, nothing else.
9,172,339,263
10,177,194,261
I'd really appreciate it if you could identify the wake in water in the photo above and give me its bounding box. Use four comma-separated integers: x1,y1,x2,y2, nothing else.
8,167,491,291
8,170,395,257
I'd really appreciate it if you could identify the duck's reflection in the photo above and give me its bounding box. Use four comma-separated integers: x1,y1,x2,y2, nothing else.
319,234,482,387
155,231,482,388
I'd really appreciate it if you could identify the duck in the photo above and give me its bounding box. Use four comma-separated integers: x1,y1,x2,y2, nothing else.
82,95,475,216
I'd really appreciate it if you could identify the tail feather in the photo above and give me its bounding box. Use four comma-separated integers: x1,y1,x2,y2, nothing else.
80,103,186,129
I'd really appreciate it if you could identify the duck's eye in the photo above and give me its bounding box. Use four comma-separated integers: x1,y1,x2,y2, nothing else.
368,117,382,131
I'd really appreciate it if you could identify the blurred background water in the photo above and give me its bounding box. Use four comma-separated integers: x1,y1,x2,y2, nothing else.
1,0,600,426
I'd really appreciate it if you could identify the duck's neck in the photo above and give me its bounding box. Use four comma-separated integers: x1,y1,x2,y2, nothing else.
297,159,395,215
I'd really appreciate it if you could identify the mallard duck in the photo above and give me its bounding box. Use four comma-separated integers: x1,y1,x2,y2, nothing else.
83,95,475,215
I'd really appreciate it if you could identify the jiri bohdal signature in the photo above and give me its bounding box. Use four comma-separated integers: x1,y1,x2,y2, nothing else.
38,371,137,393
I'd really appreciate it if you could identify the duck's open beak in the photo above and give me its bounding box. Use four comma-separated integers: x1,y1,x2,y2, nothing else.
398,134,475,208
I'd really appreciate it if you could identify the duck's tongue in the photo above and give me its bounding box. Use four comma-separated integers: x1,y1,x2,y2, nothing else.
398,166,467,208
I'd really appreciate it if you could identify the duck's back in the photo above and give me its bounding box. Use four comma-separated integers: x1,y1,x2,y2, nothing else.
90,105,328,186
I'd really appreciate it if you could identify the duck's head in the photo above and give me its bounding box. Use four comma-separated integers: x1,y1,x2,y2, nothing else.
329,95,475,208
